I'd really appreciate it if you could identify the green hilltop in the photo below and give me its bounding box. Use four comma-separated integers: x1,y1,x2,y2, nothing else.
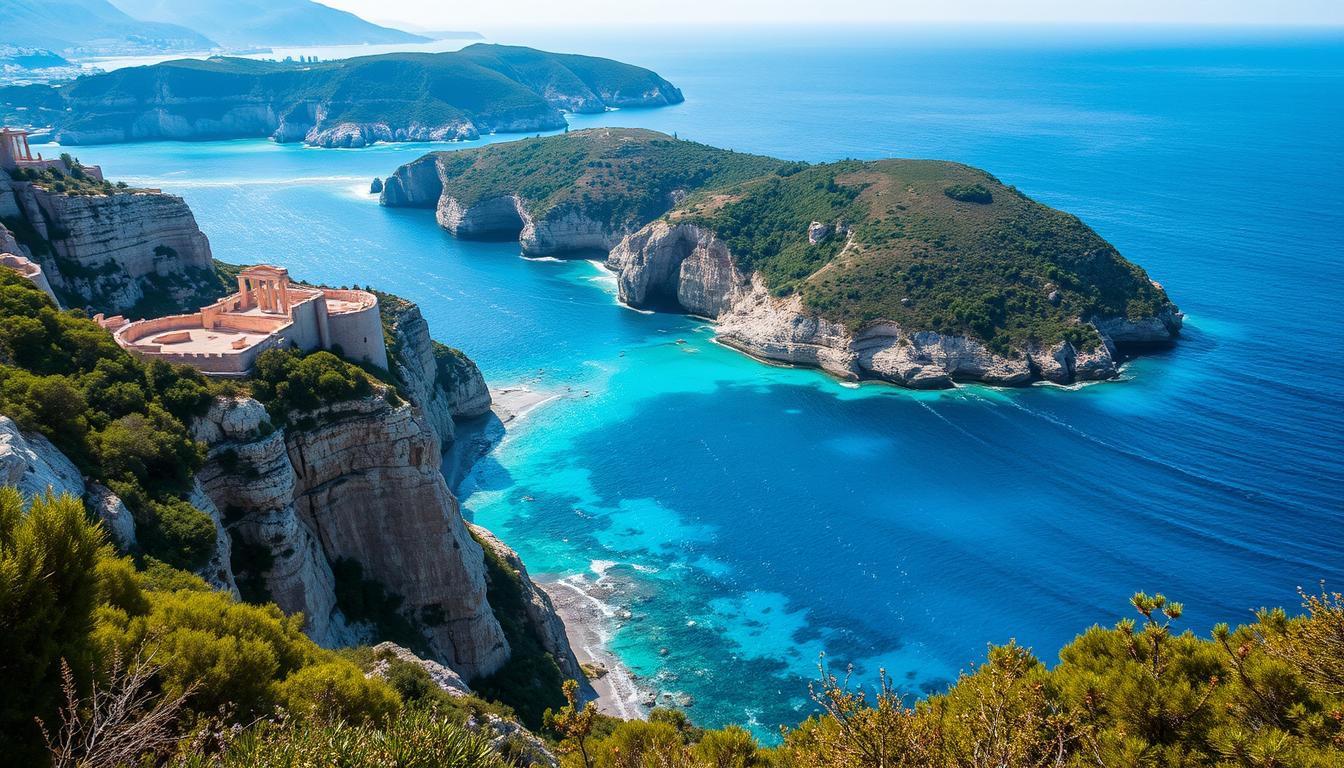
678,157,1170,353
424,127,785,230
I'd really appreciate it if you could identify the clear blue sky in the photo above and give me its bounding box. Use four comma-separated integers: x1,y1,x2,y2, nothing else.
320,0,1344,30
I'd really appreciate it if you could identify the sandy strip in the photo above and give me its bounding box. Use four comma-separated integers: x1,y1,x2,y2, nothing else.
491,385,563,425
541,575,651,720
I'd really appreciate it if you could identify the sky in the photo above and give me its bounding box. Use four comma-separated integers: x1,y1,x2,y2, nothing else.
319,0,1344,32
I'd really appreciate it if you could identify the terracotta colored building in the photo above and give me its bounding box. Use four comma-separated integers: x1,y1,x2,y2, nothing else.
107,264,388,376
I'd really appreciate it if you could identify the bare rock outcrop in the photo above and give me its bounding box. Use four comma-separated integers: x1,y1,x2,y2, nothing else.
382,154,636,258
378,154,445,207
369,641,471,697
3,175,218,315
521,208,623,257
87,482,137,551
0,415,84,501
383,298,492,452
607,220,1179,388
195,394,512,680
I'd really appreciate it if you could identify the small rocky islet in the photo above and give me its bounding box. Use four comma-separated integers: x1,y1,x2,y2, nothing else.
381,127,1181,389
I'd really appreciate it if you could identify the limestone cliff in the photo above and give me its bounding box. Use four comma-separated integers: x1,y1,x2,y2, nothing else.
380,295,492,450
1,172,220,315
379,129,780,258
608,221,1181,388
194,394,511,679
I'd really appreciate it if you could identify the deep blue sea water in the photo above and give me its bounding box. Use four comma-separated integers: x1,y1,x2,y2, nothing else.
45,25,1344,737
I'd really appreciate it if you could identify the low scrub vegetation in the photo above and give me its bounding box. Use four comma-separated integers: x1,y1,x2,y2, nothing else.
424,128,783,229
4,482,1342,767
7,159,132,196
685,158,1169,353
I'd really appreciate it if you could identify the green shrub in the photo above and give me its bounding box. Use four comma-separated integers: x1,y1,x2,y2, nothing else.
250,347,375,423
172,706,508,768
0,271,222,571
0,489,103,763
277,661,401,724
136,497,217,571
943,182,993,203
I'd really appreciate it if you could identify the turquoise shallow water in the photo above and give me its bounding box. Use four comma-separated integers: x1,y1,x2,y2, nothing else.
47,25,1344,737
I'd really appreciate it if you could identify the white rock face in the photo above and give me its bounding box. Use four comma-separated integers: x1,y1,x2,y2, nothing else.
607,220,1179,387
87,483,137,550
379,154,445,207
8,180,216,314
386,301,492,448
196,394,511,680
0,416,84,501
808,221,832,244
191,482,240,596
305,120,480,148
522,209,623,257
369,641,471,697
437,195,527,239
608,221,753,318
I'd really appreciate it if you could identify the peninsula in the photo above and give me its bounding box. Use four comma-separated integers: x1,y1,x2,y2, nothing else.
0,45,684,147
382,128,1181,388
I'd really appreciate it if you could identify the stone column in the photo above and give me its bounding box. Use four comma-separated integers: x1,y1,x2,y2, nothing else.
279,280,289,314
20,134,31,162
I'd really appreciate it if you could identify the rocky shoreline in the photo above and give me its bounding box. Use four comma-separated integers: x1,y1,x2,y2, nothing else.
454,383,655,717
543,575,651,719
606,221,1182,390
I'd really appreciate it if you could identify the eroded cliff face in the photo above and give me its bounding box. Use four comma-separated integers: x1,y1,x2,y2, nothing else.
1,175,219,315
383,298,492,448
194,394,512,679
50,98,566,148
470,524,583,683
436,194,627,257
185,303,573,684
607,221,1182,388
381,156,631,258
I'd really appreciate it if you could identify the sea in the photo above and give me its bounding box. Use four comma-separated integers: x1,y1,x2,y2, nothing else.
42,24,1344,738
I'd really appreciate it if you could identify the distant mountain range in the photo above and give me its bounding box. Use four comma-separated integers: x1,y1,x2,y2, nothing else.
109,0,433,49
0,0,453,56
0,0,214,55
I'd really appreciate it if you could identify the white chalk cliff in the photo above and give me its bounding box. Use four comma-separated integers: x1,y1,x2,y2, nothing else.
193,393,511,678
1,173,218,314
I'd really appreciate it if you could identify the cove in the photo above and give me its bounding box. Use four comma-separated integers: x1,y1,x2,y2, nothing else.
49,25,1344,737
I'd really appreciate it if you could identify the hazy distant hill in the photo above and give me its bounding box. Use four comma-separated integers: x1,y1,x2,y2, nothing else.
109,0,431,48
0,0,215,54
8,45,683,146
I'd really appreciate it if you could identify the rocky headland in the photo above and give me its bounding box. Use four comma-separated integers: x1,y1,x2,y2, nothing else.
5,45,683,147
384,128,1181,388
380,127,782,256
1,168,222,315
